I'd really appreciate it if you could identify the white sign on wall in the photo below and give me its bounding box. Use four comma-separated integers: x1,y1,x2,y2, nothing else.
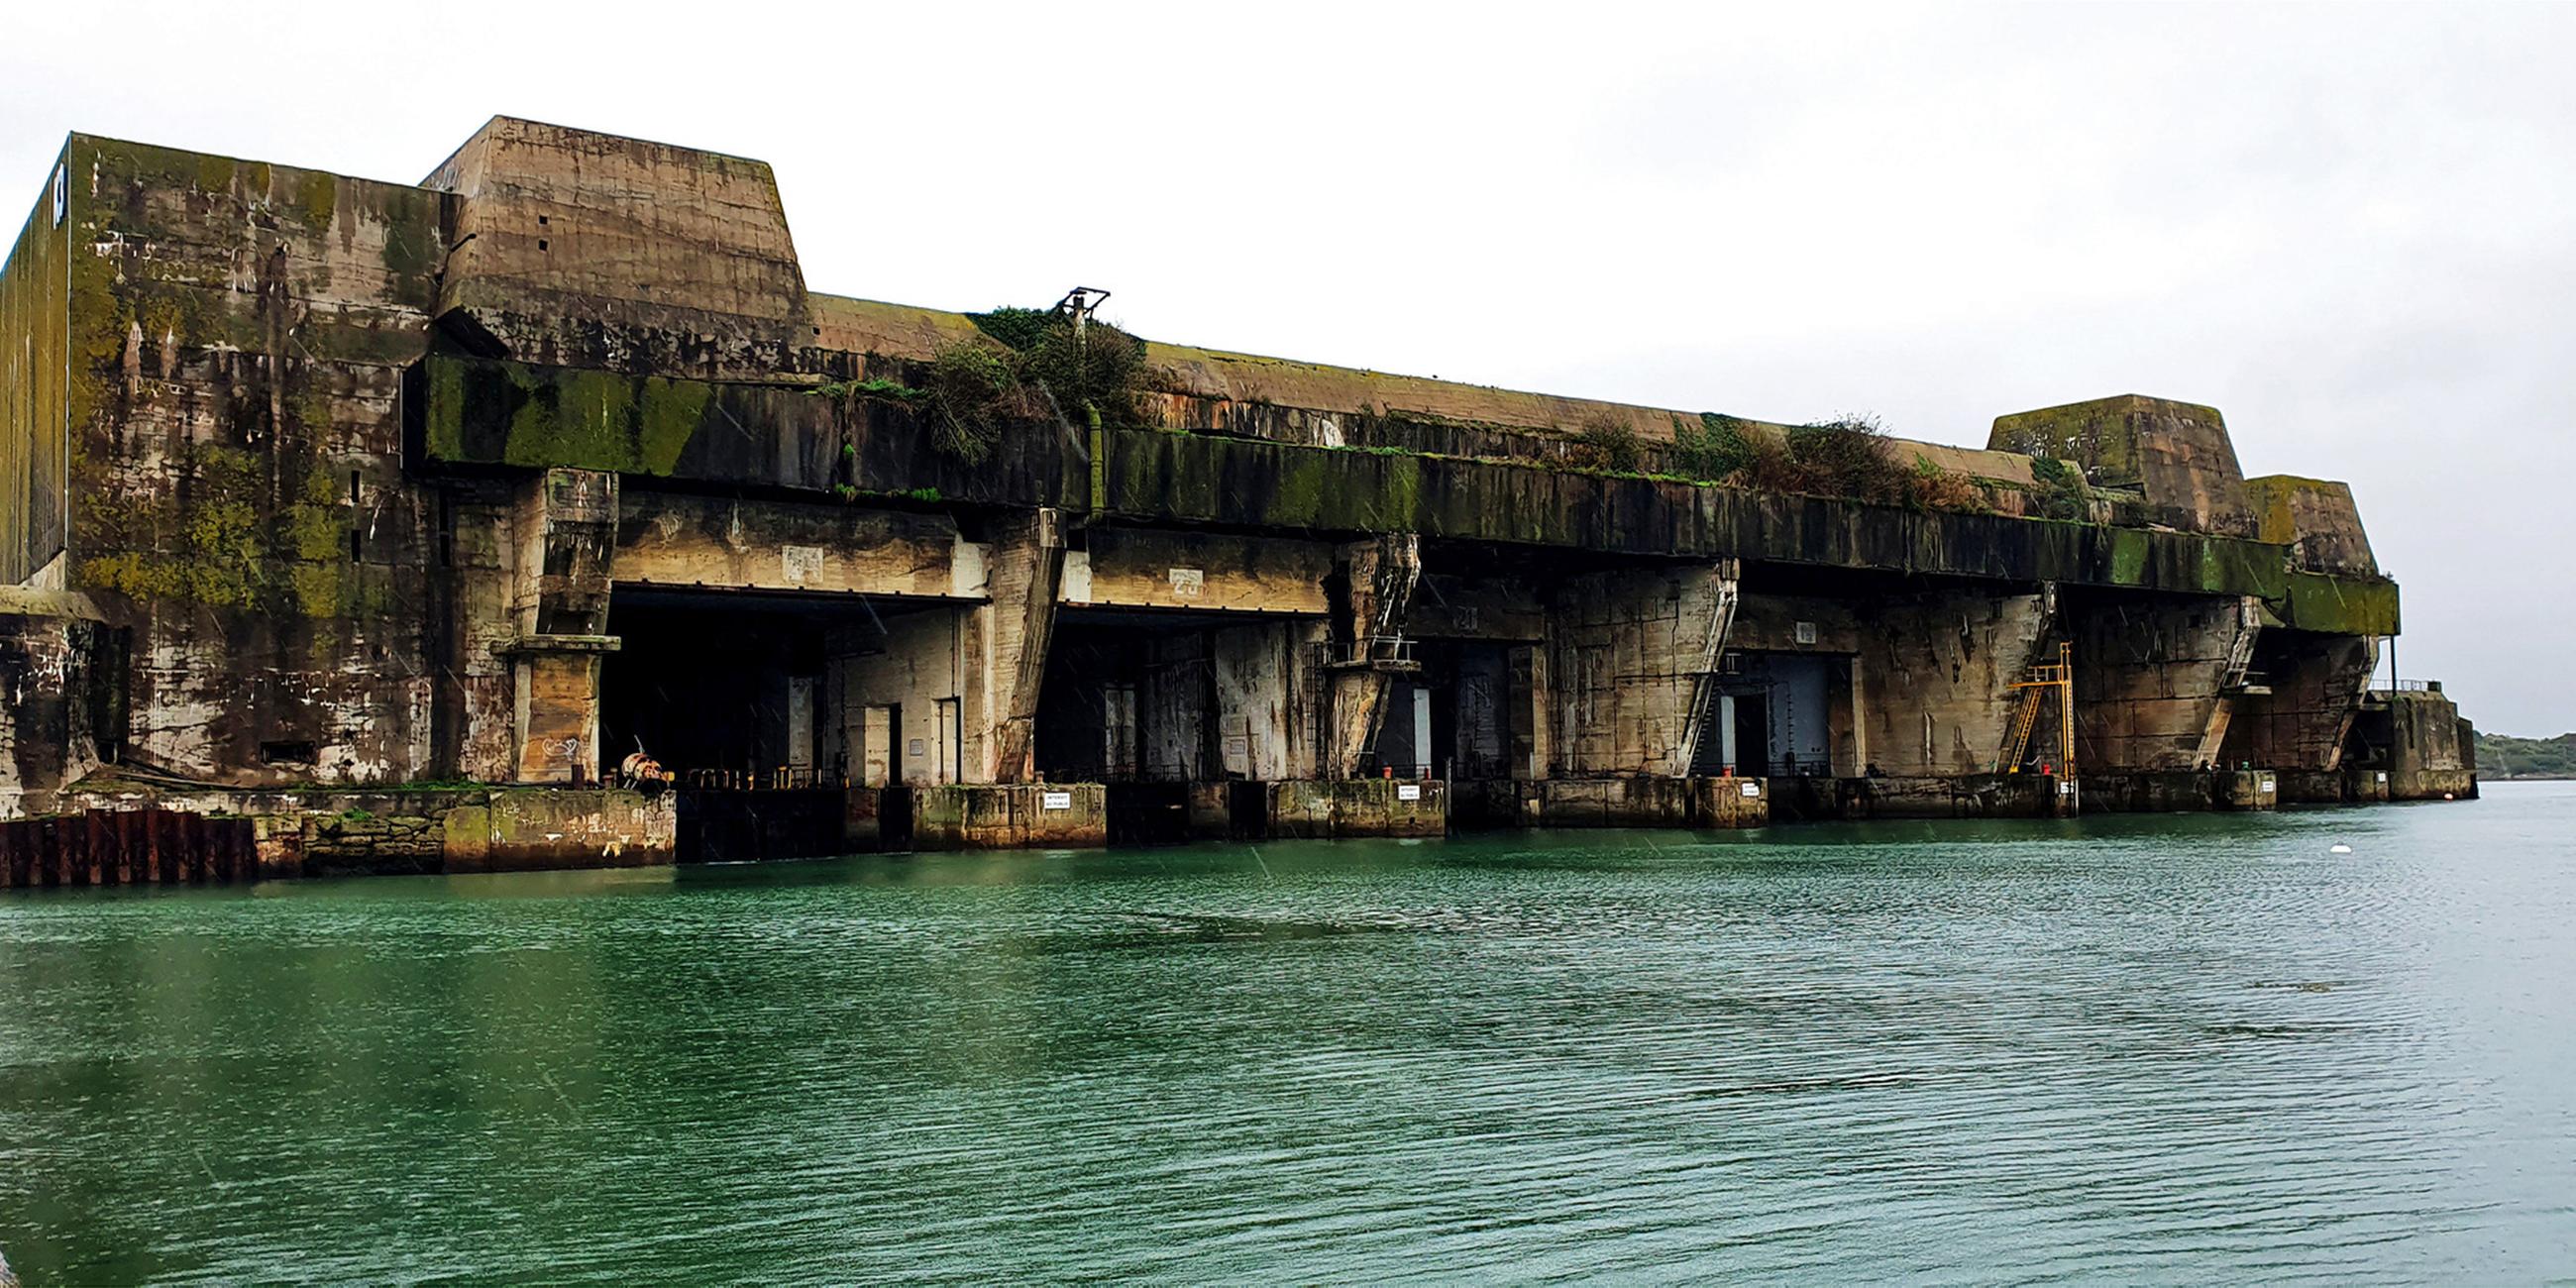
1396,784,1421,801
1168,568,1205,598
782,545,825,586
1041,791,1073,811
1741,782,1762,798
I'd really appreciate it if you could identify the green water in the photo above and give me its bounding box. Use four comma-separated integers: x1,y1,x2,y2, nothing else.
4,786,2572,1283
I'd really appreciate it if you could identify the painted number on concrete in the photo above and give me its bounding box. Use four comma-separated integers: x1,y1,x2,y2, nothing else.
2060,781,2076,795
1397,784,1421,801
1042,791,1073,810
1168,568,1205,598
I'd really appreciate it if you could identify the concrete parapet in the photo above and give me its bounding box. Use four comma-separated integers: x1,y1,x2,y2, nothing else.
912,784,1108,850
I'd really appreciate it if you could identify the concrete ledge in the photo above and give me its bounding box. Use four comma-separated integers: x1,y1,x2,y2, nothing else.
913,784,1108,850
2084,770,2280,812
1797,773,2075,819
1455,776,1769,829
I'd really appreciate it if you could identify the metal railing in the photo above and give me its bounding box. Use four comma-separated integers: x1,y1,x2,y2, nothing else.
680,768,850,792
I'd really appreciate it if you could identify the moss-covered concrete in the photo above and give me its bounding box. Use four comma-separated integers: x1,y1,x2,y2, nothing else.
1097,428,2393,614
0,142,69,584
418,356,1084,507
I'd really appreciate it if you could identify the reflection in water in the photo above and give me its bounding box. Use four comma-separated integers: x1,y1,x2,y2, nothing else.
3,788,2572,1282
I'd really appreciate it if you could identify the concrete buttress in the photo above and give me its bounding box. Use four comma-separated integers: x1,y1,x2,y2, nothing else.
1325,534,1422,779
984,507,1063,784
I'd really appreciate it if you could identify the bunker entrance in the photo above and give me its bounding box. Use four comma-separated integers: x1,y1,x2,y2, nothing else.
602,590,947,861
1691,650,1851,779
1036,609,1311,843
1377,640,1515,782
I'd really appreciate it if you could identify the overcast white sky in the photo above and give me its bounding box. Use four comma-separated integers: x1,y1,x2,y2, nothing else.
5,1,2569,731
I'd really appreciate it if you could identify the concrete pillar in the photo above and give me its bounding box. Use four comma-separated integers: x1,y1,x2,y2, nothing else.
983,507,1063,784
1671,560,1741,777
503,469,618,784
1324,534,1422,778
1507,643,1550,781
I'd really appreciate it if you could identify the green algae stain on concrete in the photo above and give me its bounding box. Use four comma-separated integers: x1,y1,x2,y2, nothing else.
425,359,714,477
2280,572,2400,636
638,377,713,475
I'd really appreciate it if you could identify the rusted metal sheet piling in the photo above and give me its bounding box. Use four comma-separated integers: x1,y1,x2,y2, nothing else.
0,809,255,890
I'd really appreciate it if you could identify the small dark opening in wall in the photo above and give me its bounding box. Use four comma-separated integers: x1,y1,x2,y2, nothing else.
349,471,361,503
537,239,549,252
350,527,363,562
261,740,317,765
537,214,549,226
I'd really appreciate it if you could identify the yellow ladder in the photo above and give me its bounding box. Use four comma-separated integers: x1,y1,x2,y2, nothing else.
2001,642,2076,775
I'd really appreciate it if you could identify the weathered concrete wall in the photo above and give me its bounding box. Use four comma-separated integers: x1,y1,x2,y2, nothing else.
58,136,444,787
1211,620,1325,782
1,144,70,587
1546,564,1735,777
616,491,978,598
1465,776,1769,829
2069,592,2258,773
1065,528,1330,614
0,592,117,818
1855,591,2053,778
48,781,671,875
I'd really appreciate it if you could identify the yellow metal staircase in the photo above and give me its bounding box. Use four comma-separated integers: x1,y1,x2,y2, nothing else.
2001,641,2076,776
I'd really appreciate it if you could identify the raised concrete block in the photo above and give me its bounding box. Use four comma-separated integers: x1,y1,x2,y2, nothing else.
912,784,1108,850
1268,779,1447,839
445,788,676,873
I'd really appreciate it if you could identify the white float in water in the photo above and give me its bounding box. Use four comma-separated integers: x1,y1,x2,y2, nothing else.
2329,843,2354,854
